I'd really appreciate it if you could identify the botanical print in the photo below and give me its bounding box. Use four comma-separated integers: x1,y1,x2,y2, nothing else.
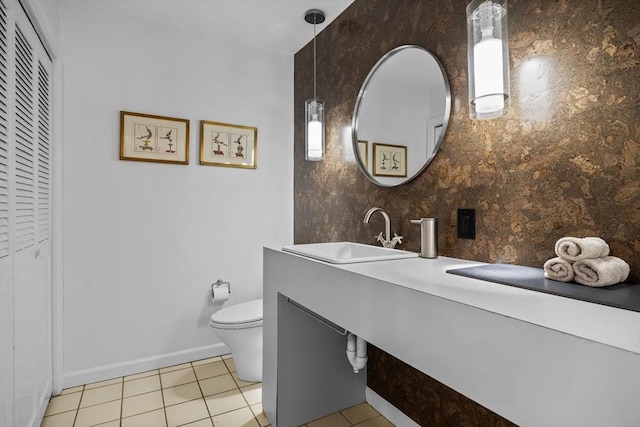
378,149,401,172
134,124,179,155
134,124,155,152
200,120,257,169
373,143,407,177
210,131,230,157
231,134,247,159
120,111,189,165
158,126,179,154
207,131,248,159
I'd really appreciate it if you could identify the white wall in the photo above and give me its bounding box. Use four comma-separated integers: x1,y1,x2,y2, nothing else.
22,0,59,54
59,2,293,386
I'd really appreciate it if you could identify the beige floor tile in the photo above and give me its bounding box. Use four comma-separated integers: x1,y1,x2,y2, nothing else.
181,418,214,427
160,362,192,373
231,372,256,388
194,360,229,380
240,383,262,406
205,389,247,416
307,412,352,427
123,374,161,397
161,367,197,388
124,368,159,382
43,357,381,427
59,385,83,395
222,358,236,373
165,398,210,427
341,402,380,424
121,408,167,427
211,406,259,427
355,415,395,427
199,373,238,397
221,354,232,359
163,381,203,407
192,356,222,366
79,383,122,408
44,392,81,416
40,410,77,427
74,399,121,427
251,403,270,427
84,377,122,390
122,390,164,418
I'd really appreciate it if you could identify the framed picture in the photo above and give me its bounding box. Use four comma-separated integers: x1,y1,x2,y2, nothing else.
373,143,407,177
200,120,257,169
357,140,369,169
120,111,190,164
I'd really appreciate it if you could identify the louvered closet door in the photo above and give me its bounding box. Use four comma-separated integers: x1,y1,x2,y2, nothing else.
0,0,13,424
34,55,53,423
14,18,52,427
0,0,53,425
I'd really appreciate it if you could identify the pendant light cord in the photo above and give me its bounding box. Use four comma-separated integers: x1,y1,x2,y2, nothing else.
313,17,317,100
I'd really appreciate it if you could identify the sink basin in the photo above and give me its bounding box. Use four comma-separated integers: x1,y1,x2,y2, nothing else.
282,241,418,264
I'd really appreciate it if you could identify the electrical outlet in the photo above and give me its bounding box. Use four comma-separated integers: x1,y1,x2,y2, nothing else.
457,209,476,239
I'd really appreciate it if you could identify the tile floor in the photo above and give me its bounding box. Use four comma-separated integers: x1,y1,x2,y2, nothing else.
41,354,394,427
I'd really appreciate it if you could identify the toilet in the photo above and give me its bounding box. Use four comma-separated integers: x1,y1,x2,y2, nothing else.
209,299,263,382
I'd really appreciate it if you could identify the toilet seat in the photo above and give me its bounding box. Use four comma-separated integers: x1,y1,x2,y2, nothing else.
209,299,263,330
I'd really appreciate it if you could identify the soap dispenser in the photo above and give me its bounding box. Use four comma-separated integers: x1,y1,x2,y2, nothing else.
410,218,438,258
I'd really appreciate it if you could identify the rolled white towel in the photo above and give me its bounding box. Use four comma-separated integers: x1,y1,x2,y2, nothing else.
543,257,575,282
555,236,610,261
573,256,630,287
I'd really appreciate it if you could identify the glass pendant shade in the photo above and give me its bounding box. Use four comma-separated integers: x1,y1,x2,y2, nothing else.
467,0,510,120
305,99,324,161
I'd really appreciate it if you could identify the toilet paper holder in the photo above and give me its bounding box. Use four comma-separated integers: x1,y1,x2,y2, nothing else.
211,279,231,302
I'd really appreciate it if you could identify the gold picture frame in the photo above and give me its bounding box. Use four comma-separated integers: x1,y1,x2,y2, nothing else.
120,111,190,164
373,143,407,177
200,120,257,169
357,140,369,170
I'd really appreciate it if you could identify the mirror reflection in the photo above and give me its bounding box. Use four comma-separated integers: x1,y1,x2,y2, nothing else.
352,45,451,187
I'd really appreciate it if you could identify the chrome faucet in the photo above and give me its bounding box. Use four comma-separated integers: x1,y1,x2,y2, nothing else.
363,207,403,249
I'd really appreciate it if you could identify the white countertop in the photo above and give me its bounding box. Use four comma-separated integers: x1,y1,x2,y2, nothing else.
265,247,640,426
277,250,640,354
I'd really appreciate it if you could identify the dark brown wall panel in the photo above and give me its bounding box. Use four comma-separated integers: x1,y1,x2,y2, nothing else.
294,0,639,423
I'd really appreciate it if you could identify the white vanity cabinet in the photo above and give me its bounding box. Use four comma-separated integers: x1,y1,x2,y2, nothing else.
262,247,640,427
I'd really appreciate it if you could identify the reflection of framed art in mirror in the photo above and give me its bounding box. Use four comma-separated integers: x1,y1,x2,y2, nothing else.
427,116,444,158
373,143,407,178
357,140,369,170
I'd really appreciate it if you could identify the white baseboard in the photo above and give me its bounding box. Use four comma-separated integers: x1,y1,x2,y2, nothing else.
366,387,420,427
62,343,230,390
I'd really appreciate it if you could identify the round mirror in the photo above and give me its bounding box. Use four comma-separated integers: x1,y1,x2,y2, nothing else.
352,45,451,187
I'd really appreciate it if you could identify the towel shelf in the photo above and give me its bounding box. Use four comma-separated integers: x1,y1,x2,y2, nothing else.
447,263,640,312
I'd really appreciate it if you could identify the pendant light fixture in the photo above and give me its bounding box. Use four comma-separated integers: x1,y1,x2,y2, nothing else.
304,9,325,161
467,0,510,120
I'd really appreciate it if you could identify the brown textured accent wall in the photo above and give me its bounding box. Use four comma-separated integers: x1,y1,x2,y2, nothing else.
368,346,516,426
294,0,639,424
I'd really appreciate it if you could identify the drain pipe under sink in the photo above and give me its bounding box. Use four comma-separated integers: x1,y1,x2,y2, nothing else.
346,333,367,373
